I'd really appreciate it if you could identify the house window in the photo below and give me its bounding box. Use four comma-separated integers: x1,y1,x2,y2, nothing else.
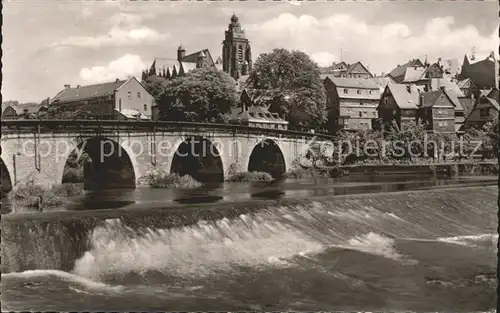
143,104,147,111
480,108,489,117
369,90,373,94
359,112,363,117
127,92,132,99
343,89,348,94
119,98,122,111
357,90,361,95
360,102,364,106
137,92,141,99
373,112,377,117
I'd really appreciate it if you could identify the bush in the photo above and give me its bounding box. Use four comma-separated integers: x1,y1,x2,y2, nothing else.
227,171,274,182
142,170,202,188
9,179,84,209
284,166,345,179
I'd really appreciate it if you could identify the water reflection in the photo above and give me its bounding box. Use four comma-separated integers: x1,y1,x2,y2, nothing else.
1,175,497,214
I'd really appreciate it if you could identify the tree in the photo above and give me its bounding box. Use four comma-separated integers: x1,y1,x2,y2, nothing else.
153,67,238,122
246,49,327,129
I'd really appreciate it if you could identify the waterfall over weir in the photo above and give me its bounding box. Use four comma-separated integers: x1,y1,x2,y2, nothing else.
1,186,497,312
2,186,496,276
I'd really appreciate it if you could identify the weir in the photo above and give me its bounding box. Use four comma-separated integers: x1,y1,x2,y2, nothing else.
1,186,496,275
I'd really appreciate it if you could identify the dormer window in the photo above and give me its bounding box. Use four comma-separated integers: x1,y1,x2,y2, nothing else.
343,89,348,94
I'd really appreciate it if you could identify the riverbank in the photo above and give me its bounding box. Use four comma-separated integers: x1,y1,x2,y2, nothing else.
339,161,498,177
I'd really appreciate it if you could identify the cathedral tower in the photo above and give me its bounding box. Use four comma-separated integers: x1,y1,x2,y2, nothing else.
222,14,252,79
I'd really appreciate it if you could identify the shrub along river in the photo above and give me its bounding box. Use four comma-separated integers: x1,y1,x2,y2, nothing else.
1,173,498,312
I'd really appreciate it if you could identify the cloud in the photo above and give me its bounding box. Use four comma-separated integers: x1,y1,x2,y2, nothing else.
79,54,146,83
249,13,497,74
311,51,339,67
51,26,168,49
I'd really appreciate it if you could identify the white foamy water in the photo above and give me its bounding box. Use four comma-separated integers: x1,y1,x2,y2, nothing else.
1,269,123,292
73,216,324,279
437,234,498,247
343,232,403,261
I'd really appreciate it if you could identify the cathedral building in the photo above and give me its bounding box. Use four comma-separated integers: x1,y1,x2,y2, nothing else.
144,14,252,81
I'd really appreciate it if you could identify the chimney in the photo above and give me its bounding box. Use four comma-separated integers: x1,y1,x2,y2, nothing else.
115,78,120,83
64,84,70,88
76,85,81,88
439,86,445,92
177,45,186,61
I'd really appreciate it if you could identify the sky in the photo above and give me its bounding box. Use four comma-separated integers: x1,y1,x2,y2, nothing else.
3,0,498,103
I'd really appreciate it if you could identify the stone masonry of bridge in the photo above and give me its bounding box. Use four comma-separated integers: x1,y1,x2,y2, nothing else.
1,126,320,188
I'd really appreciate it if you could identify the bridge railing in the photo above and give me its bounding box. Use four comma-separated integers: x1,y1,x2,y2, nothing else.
0,119,337,141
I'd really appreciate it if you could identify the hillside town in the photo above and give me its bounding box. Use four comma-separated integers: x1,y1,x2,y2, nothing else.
2,14,498,137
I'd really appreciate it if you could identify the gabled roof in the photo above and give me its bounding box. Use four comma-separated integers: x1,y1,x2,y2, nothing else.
403,67,426,82
115,108,150,120
460,55,496,89
457,78,475,89
3,103,42,114
323,76,379,89
387,59,425,81
344,61,373,77
458,97,474,116
227,106,286,123
385,84,421,109
474,90,500,111
420,90,456,108
182,48,214,65
51,79,127,103
430,78,465,97
154,58,182,73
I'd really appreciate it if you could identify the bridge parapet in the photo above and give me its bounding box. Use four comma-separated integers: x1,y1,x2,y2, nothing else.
0,119,336,141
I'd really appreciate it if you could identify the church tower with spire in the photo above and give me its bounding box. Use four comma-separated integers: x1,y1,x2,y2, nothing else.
222,14,252,79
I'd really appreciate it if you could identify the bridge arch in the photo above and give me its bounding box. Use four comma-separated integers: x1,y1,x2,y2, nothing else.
61,136,136,189
170,136,224,184
248,138,286,179
0,156,13,196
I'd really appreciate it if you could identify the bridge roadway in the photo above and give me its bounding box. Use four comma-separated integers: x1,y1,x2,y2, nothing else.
0,120,334,190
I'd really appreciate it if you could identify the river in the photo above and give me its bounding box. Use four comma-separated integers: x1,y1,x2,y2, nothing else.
1,174,498,312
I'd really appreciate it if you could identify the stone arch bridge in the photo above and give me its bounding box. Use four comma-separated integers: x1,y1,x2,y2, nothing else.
1,120,333,190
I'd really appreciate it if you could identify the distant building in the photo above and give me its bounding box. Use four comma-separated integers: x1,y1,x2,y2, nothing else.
49,77,155,120
145,14,252,81
1,102,45,119
386,59,425,83
459,52,497,90
378,84,421,130
226,89,288,130
464,88,499,129
146,48,221,80
457,78,479,98
379,83,467,134
320,61,373,79
323,76,380,131
416,89,459,134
